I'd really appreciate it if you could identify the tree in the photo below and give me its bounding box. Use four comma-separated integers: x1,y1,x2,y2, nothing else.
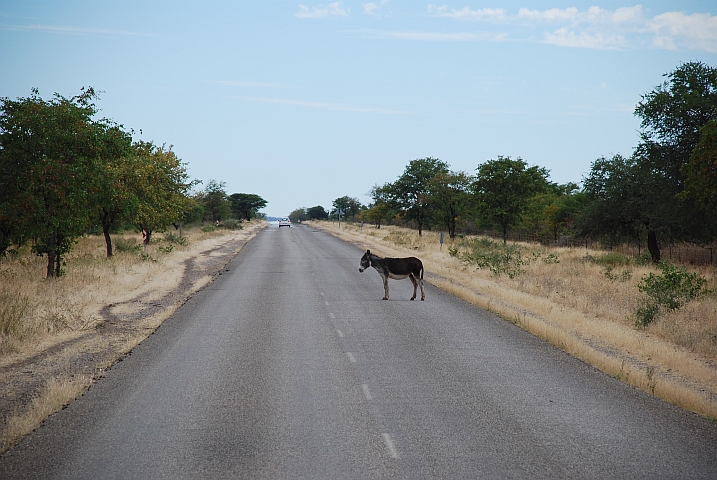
201,180,231,222
332,196,362,220
93,123,135,257
428,171,473,238
132,141,195,244
635,61,717,183
580,154,662,257
681,119,717,210
0,87,106,277
364,184,395,229
306,205,328,220
473,156,550,244
630,61,717,257
387,157,449,235
288,208,307,223
229,193,267,221
521,183,583,242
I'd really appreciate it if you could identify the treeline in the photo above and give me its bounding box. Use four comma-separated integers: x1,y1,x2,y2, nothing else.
296,62,717,264
0,88,267,278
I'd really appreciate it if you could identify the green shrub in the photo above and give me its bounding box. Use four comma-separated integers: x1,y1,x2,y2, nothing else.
218,219,243,230
163,232,189,246
635,261,709,326
450,238,526,278
114,238,141,253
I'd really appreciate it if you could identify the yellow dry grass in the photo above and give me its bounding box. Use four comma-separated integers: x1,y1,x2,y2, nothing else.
0,222,265,451
313,221,717,419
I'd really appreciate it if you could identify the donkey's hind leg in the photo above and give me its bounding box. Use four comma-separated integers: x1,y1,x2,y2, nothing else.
409,275,418,300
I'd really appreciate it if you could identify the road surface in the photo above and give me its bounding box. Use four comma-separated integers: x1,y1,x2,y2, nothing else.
2,223,717,479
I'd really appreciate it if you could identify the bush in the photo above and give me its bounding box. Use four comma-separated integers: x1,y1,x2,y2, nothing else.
635,261,709,326
450,238,526,278
114,238,141,253
218,219,243,230
163,232,189,246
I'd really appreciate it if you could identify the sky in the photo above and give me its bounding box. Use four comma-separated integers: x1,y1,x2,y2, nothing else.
1,1,716,217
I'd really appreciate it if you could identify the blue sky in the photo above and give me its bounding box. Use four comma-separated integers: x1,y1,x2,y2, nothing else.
2,1,716,217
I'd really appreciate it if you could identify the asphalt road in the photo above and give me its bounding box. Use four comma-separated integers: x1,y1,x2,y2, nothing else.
2,223,717,479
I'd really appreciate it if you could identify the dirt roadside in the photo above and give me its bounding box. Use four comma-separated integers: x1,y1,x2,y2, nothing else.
0,222,266,452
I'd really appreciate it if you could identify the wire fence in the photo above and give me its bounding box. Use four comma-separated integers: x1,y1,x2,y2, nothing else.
476,230,716,266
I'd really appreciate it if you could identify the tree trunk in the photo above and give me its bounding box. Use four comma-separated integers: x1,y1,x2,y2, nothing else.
55,252,62,277
103,223,113,257
46,250,56,278
502,224,508,245
45,232,56,278
647,230,661,264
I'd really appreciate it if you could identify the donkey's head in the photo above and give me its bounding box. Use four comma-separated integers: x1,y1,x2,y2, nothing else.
358,250,372,272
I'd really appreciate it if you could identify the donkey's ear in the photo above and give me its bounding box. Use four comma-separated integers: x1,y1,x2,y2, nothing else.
366,250,371,254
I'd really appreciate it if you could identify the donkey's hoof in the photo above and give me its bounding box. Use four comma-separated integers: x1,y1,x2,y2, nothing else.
382,297,388,300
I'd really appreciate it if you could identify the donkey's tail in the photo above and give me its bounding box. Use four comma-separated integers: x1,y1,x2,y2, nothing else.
420,264,424,280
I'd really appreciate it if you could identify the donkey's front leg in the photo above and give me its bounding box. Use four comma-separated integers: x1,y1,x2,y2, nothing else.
382,276,390,300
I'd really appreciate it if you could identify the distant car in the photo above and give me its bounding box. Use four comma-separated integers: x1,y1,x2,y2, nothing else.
278,217,291,228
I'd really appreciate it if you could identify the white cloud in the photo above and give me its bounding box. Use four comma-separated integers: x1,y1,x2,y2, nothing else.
647,12,717,52
426,5,506,22
352,29,508,42
426,5,717,52
543,28,626,50
295,1,349,19
363,1,388,16
517,5,643,26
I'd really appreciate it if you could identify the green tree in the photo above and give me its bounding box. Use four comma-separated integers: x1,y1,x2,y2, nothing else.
332,196,362,220
0,88,106,277
428,171,473,238
93,124,136,257
521,183,583,241
630,61,717,257
364,184,395,229
288,208,307,223
132,141,195,244
229,193,267,221
473,156,550,244
386,157,449,235
201,180,231,222
681,119,717,211
306,205,328,220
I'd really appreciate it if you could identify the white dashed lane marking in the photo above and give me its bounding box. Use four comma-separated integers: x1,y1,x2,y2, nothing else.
382,433,399,459
362,384,373,401
346,352,356,363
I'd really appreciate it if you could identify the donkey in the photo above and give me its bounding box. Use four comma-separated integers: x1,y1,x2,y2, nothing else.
359,250,425,301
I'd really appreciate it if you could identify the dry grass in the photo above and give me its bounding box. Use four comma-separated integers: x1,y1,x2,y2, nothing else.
0,222,265,451
3,374,93,445
313,221,717,419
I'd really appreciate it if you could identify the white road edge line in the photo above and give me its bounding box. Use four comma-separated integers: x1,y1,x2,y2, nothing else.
362,384,372,400
382,433,399,459
346,352,356,363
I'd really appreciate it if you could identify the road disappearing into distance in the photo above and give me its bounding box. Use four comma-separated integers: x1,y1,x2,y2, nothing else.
2,223,717,478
